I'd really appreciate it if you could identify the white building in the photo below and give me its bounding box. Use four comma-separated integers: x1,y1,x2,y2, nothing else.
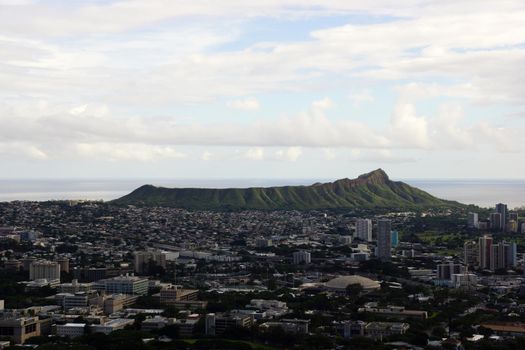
29,261,60,281
91,319,135,335
355,219,372,242
59,279,93,294
103,275,149,295
451,273,477,289
293,251,311,264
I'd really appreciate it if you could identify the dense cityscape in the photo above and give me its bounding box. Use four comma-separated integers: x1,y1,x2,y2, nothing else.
0,199,523,349
1,1,524,349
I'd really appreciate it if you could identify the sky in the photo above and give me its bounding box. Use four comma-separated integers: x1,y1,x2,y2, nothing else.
1,0,525,180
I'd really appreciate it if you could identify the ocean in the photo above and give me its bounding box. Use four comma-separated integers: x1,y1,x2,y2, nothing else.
0,179,524,209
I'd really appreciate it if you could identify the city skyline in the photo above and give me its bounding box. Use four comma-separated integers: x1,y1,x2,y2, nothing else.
1,1,525,179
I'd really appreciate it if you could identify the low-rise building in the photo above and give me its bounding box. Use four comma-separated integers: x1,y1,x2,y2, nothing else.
205,313,252,336
173,314,200,337
0,314,40,344
260,319,309,334
365,322,410,341
103,275,148,296
141,316,173,331
91,319,135,335
359,303,428,319
59,280,93,294
481,323,525,337
56,323,86,338
55,291,100,311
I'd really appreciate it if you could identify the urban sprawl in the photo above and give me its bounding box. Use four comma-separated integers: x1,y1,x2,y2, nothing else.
0,201,523,349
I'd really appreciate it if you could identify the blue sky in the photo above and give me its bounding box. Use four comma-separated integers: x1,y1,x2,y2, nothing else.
1,0,525,180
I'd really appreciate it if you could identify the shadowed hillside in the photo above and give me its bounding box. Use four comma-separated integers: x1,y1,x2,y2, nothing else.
112,169,461,210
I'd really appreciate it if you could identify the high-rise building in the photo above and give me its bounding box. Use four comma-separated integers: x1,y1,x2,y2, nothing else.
451,273,478,289
478,235,493,270
437,262,465,280
478,221,489,230
495,203,508,231
463,241,478,267
467,213,479,229
490,213,502,231
255,238,273,248
21,258,36,271
205,313,216,336
507,220,518,233
29,261,61,281
355,219,373,242
57,257,70,273
508,242,517,267
490,241,517,271
391,231,399,248
134,250,167,274
376,220,392,261
4,260,21,272
509,212,519,222
293,251,311,264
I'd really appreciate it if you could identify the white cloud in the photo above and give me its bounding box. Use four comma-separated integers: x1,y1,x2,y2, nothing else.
348,90,374,106
226,97,260,111
201,151,213,161
74,143,187,162
69,105,88,115
243,147,265,160
0,0,525,175
0,98,522,163
350,149,418,164
323,148,336,160
311,97,334,110
275,147,302,162
2,2,525,107
0,142,48,160
389,103,430,149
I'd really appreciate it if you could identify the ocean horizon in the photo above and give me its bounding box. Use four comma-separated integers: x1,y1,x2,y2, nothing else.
0,178,524,209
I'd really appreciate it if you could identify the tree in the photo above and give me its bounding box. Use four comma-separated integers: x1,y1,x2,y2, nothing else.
346,283,363,297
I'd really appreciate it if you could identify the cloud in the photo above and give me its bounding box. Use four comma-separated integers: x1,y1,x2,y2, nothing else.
1,0,525,172
311,97,334,110
201,151,213,161
348,90,374,106
0,142,48,160
226,97,260,111
323,148,336,160
350,149,418,164
389,103,430,149
74,143,187,162
275,147,302,162
0,97,522,163
2,1,525,108
243,147,265,160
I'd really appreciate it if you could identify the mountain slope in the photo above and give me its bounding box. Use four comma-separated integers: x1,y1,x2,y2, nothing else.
112,169,459,209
